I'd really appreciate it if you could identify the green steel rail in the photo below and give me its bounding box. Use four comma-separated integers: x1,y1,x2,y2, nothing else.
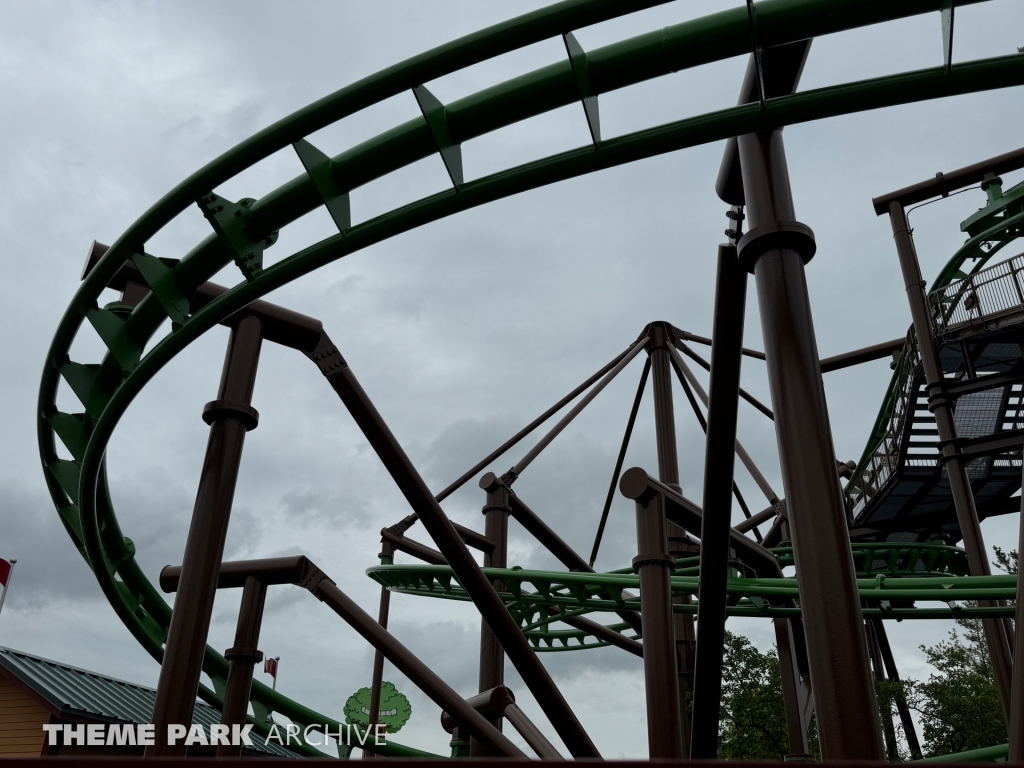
37,0,1024,755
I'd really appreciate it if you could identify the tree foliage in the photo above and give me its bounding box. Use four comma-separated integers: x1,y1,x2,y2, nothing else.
718,629,819,760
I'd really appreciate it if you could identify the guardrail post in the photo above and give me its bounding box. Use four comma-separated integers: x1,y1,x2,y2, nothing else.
473,474,510,757
147,315,264,757
888,199,1013,719
736,124,884,757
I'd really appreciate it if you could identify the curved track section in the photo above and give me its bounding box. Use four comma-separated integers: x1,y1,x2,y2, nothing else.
37,0,1023,755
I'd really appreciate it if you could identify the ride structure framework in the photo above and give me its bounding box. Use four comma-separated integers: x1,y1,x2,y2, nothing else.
36,0,1024,761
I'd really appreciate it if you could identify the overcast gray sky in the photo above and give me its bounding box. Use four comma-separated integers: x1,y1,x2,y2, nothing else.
2,0,1023,758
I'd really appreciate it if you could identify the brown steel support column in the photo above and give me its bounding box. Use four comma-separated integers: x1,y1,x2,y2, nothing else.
472,475,510,757
888,199,1013,718
310,335,599,757
872,619,922,761
690,245,746,759
774,619,810,757
1009,462,1024,761
626,478,683,759
737,126,884,759
648,322,694,754
866,623,900,761
217,576,267,758
363,581,391,760
147,316,264,758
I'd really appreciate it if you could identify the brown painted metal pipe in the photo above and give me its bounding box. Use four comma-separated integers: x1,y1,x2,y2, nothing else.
440,686,563,760
622,476,683,759
871,619,922,761
217,576,267,758
473,476,510,757
1009,461,1024,761
690,245,747,759
888,199,1013,717
147,316,264,758
872,144,1024,215
737,57,883,754
647,322,694,754
819,337,905,373
160,555,316,592
309,335,600,758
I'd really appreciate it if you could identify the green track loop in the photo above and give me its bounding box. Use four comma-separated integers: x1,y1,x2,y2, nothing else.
36,0,1022,756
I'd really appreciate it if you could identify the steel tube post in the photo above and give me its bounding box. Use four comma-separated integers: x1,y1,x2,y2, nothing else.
473,474,510,757
1009,462,1024,761
737,126,884,758
866,623,900,761
627,482,683,759
217,575,267,758
648,322,694,754
310,335,600,757
888,199,1013,717
364,583,391,760
690,245,746,759
148,316,264,758
774,618,810,757
871,619,922,761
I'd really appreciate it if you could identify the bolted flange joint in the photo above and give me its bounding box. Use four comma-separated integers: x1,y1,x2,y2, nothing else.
202,399,259,431
632,553,676,572
737,220,816,273
224,646,263,663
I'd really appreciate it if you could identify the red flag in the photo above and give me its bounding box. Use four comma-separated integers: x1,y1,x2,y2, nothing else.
264,657,278,679
0,560,10,588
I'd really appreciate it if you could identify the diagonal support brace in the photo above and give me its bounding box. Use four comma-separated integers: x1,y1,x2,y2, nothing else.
412,85,464,189
746,0,766,109
562,32,601,147
293,138,351,233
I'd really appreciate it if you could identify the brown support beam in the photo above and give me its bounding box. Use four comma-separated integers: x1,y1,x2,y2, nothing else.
888,199,1013,718
872,619,923,761
216,576,267,758
364,580,392,761
866,623,900,761
872,145,1024,214
308,334,600,758
1009,462,1024,761
819,337,906,373
472,475,511,757
147,316,264,758
690,245,747,759
621,472,683,759
736,58,884,757
648,322,695,754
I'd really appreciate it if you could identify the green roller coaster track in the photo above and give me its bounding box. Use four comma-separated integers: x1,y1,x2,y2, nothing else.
36,0,1024,758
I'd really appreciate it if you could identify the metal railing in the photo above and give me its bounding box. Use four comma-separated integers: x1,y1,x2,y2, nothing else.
847,330,921,518
930,252,1024,336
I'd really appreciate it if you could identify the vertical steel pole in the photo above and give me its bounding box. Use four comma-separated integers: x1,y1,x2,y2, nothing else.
472,475,510,757
690,246,746,759
630,486,683,759
872,619,922,761
774,618,810,757
866,622,900,761
217,575,268,758
1008,462,1024,761
737,126,884,760
364,583,391,760
148,316,263,758
648,322,694,754
888,199,1013,717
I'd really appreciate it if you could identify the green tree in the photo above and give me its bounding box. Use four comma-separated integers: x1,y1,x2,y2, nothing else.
901,547,1015,757
718,630,819,760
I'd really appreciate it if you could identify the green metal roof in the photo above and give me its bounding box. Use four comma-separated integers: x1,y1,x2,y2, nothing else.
0,646,297,758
